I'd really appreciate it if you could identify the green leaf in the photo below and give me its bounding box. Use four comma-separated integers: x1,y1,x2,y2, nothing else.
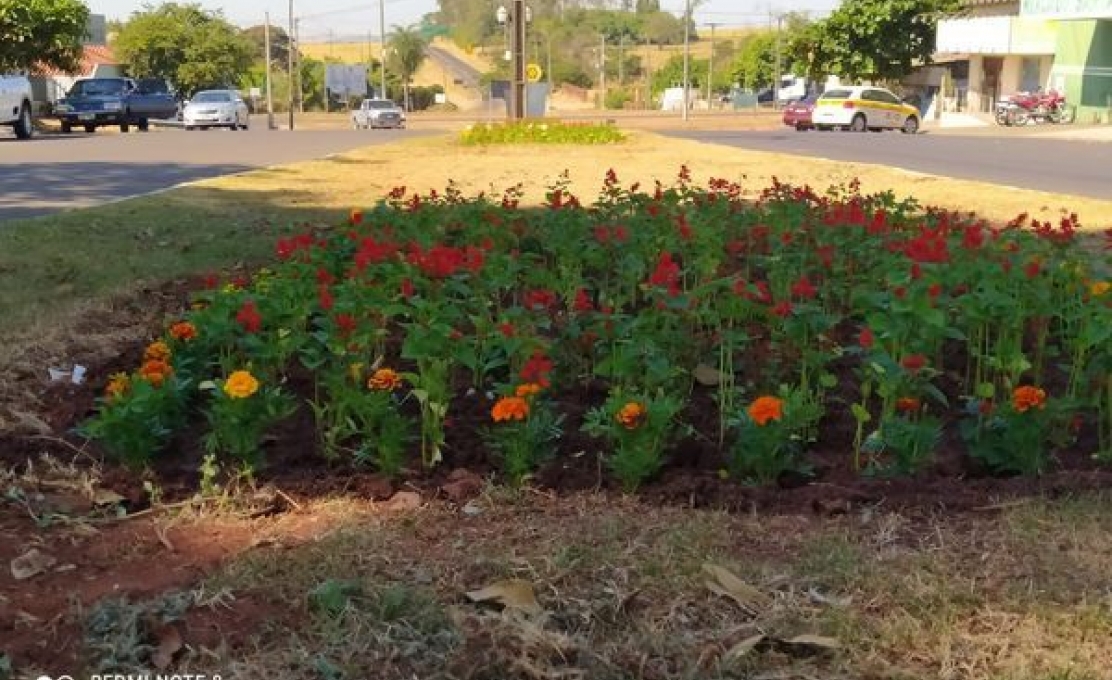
851,404,872,424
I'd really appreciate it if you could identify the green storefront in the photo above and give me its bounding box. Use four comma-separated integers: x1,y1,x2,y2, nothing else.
1022,0,1112,122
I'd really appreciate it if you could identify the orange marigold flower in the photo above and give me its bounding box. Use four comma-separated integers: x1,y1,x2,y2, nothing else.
1012,385,1047,413
367,368,403,391
896,397,921,413
224,370,260,399
169,321,197,341
144,340,172,363
515,382,542,398
139,359,173,387
1091,281,1110,297
492,396,529,422
105,372,130,400
616,401,646,430
747,396,784,426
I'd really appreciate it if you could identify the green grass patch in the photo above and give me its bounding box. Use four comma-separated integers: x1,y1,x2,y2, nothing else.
458,119,626,145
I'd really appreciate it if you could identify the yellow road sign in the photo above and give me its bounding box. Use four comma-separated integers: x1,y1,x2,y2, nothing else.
526,63,543,83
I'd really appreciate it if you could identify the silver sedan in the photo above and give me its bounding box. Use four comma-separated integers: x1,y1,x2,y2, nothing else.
182,90,250,131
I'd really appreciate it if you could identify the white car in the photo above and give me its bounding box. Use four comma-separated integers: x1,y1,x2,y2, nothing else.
811,85,920,134
352,98,406,129
182,89,250,131
1,74,34,139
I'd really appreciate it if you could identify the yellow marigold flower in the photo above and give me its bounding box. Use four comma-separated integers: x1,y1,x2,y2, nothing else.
139,359,173,387
224,370,260,399
747,396,784,426
1011,385,1047,413
1091,281,1110,297
492,396,529,422
368,368,403,391
616,401,646,430
349,362,365,383
144,340,172,363
515,383,542,398
169,321,197,341
105,372,130,400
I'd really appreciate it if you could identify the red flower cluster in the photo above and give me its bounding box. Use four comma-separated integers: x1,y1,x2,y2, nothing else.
520,349,553,388
354,237,399,272
276,232,318,261
790,275,817,300
904,227,950,264
406,243,485,278
648,251,681,296
236,300,262,333
524,288,559,311
573,288,594,312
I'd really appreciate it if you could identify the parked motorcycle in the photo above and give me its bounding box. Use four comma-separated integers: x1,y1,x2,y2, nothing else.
994,89,1076,126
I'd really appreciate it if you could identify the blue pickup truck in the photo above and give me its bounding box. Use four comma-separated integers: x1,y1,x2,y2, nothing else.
53,77,179,133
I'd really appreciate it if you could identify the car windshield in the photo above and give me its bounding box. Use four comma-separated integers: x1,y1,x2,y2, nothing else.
819,89,852,100
69,79,127,97
193,91,233,103
365,100,396,109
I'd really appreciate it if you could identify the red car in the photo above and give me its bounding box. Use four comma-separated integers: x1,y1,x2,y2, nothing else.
782,94,818,131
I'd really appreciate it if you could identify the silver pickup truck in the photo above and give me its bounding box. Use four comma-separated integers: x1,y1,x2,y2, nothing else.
0,74,35,139
351,98,406,129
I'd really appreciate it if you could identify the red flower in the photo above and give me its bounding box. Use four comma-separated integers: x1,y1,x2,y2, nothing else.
910,263,922,280
675,213,692,241
928,282,943,299
901,354,927,374
593,226,610,244
894,286,907,300
1024,259,1041,279
859,327,875,350
317,268,335,285
236,300,262,334
524,288,559,311
647,251,681,297
499,322,515,338
400,277,415,299
771,300,793,318
790,275,817,300
613,225,629,243
573,288,594,312
318,285,334,311
520,350,553,388
335,313,357,337
961,224,985,250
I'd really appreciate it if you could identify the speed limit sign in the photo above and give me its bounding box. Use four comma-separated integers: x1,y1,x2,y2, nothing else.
525,63,543,83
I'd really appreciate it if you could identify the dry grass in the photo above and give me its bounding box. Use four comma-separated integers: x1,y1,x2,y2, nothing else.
180,491,1112,680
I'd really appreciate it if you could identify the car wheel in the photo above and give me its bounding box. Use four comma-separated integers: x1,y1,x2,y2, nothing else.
84,124,96,133
185,125,194,131
60,121,72,134
137,118,149,132
849,114,867,132
901,116,919,134
241,116,250,130
119,122,130,133
14,103,33,140
795,124,807,132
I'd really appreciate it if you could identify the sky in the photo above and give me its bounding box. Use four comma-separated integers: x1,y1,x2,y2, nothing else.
86,0,838,43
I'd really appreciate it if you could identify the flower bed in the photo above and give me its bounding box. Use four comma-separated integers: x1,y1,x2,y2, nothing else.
81,170,1112,493
458,120,626,145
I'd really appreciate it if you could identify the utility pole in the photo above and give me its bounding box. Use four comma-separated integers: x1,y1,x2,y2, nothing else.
265,12,275,129
295,18,303,113
707,22,719,108
599,33,606,101
773,13,782,108
512,0,526,118
287,0,294,130
378,0,387,98
618,34,625,85
681,0,690,120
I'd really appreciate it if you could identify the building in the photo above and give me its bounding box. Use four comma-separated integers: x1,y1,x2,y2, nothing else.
935,0,1111,122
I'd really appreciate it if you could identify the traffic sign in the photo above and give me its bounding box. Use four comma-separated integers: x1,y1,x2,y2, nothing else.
526,63,543,83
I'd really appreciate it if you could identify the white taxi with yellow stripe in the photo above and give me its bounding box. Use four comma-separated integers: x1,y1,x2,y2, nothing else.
812,85,920,134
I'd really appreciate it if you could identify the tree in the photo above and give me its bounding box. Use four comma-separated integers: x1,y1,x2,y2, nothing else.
0,0,90,74
641,11,684,47
113,3,253,96
809,0,961,82
241,24,291,71
387,25,429,111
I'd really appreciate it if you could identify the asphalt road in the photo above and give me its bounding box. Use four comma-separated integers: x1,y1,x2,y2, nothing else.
663,129,1112,200
0,121,425,222
426,45,482,89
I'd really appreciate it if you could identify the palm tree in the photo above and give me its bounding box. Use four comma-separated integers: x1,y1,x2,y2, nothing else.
387,25,428,111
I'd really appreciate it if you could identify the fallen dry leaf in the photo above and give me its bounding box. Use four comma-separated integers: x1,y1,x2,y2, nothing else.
10,548,57,580
466,578,543,615
693,363,726,387
724,633,766,661
92,488,127,506
782,634,840,651
151,623,183,669
702,563,772,615
380,490,422,512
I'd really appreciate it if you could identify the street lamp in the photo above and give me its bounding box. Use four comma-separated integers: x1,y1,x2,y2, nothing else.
496,1,530,119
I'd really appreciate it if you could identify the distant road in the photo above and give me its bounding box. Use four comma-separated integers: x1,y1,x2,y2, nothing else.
426,44,483,89
0,122,426,222
661,129,1112,201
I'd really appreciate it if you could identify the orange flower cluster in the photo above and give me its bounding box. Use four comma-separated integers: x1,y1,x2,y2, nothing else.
492,396,529,422
368,368,403,391
169,321,197,341
1011,385,1047,413
616,402,646,430
105,372,130,401
144,341,171,363
895,397,921,413
515,382,542,398
139,359,173,387
747,396,784,426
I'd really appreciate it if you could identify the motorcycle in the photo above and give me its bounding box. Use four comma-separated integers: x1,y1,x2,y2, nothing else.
994,89,1076,126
